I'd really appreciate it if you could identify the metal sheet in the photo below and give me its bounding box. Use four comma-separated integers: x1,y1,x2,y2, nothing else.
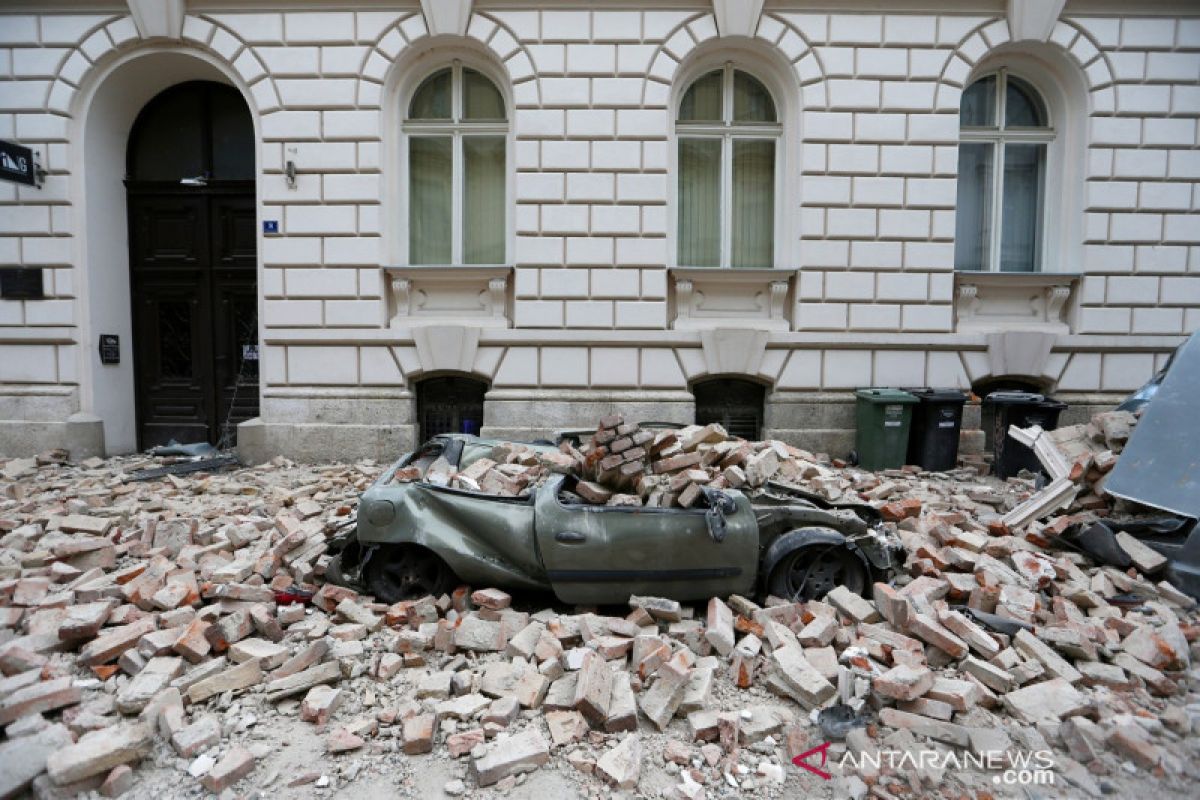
1105,331,1200,519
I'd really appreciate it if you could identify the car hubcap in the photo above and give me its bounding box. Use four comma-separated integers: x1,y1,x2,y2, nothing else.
783,547,863,601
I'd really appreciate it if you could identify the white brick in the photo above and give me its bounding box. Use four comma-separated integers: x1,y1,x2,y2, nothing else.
881,81,935,111
616,109,669,138
565,300,613,327
324,300,379,327
824,271,875,300
828,144,879,174
542,141,589,170
1161,276,1200,304
1143,118,1195,147
1131,307,1182,334
284,12,355,43
1107,275,1160,304
852,176,904,206
515,235,563,264
849,303,900,330
1121,18,1176,48
324,237,379,265
513,300,564,327
852,241,903,269
566,109,615,137
287,205,356,234
1146,52,1200,82
616,173,666,203
1091,117,1141,146
590,269,640,298
257,46,319,75
277,78,358,108
827,208,876,237
565,174,614,202
541,346,590,384
1101,353,1154,391
615,237,666,265
592,141,641,170
591,204,638,232
541,10,591,41
265,299,322,327
567,44,616,73
877,272,929,302
1109,213,1162,243
516,173,564,202
795,302,846,330
540,77,590,106
567,236,614,264
615,301,664,328
592,78,643,106
323,110,380,140
854,113,907,142
901,304,952,332
1086,181,1138,209
541,269,589,297
263,236,321,265
804,111,854,141
516,109,565,137
805,176,852,205
830,14,882,44
285,268,357,297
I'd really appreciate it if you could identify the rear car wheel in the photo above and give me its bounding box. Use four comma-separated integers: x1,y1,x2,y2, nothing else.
768,544,867,602
365,545,455,602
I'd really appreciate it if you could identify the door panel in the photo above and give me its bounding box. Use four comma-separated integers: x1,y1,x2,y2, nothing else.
534,475,758,603
128,191,257,450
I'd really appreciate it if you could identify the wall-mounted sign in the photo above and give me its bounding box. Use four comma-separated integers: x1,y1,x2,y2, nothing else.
0,140,36,186
262,220,279,234
99,334,120,365
0,267,44,299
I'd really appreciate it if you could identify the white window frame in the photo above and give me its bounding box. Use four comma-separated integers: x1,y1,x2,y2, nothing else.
958,68,1056,273
401,59,510,267
674,62,784,269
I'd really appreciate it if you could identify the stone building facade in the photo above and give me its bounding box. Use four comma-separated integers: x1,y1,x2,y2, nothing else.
0,0,1196,461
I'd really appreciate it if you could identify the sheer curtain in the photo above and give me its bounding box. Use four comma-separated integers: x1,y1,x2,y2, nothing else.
953,142,993,271
409,137,452,265
732,139,774,268
463,136,505,264
1000,143,1045,272
678,138,720,267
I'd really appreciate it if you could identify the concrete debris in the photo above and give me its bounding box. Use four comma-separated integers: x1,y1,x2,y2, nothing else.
0,424,1197,799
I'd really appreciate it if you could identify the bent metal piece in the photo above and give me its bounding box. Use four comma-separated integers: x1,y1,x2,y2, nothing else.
1105,330,1200,520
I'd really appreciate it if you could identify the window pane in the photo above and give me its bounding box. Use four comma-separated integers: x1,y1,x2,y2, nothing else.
960,75,996,127
733,71,776,123
953,142,994,271
679,70,722,122
677,138,721,267
463,136,506,264
463,68,505,121
731,139,774,268
1004,75,1047,128
409,137,452,264
409,69,451,120
999,143,1045,272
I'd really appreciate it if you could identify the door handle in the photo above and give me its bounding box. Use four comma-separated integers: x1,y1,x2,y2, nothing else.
555,531,586,544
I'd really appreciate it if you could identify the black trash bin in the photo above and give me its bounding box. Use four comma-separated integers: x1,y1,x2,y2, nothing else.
984,391,1068,479
904,388,968,472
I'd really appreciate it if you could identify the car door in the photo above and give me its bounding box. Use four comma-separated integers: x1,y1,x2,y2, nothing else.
534,475,758,604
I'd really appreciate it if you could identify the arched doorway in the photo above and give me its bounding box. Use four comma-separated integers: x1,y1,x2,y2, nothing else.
126,81,258,449
693,378,765,440
416,376,487,441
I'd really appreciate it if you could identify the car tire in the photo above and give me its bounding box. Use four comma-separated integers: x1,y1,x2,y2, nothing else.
767,544,867,602
365,545,455,603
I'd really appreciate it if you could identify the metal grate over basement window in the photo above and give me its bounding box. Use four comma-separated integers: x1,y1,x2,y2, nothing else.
693,378,765,441
417,376,487,441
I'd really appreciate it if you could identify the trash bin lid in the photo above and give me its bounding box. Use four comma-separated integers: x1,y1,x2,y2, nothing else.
983,390,1045,405
855,388,918,404
901,387,968,403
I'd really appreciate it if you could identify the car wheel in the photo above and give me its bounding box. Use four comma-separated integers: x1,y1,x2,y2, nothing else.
365,545,454,603
768,544,866,602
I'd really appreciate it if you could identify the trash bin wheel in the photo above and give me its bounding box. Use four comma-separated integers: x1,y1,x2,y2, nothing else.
365,544,455,603
768,544,867,602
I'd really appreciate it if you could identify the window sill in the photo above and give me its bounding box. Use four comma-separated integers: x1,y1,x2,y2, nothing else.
669,267,793,331
384,265,512,328
954,271,1080,334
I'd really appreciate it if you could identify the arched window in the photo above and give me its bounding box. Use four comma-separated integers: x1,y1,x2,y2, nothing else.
676,65,779,269
404,63,507,266
954,71,1054,272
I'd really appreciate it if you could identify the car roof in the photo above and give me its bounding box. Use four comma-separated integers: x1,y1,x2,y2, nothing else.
434,433,559,452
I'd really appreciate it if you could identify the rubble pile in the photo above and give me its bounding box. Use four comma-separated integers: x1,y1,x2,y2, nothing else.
1,420,1199,799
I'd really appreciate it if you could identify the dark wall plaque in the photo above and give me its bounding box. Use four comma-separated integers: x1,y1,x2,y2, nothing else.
0,267,44,299
99,334,120,365
0,139,36,186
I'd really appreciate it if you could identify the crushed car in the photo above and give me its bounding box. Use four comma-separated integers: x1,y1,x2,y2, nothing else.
328,433,903,605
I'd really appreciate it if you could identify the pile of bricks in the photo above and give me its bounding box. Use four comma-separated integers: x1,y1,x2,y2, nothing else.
2,421,1198,799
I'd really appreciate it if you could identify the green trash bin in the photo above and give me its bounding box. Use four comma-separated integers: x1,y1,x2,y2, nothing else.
854,388,919,470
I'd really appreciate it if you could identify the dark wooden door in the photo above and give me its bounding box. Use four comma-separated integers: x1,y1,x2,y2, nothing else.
126,80,257,451
128,189,258,450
